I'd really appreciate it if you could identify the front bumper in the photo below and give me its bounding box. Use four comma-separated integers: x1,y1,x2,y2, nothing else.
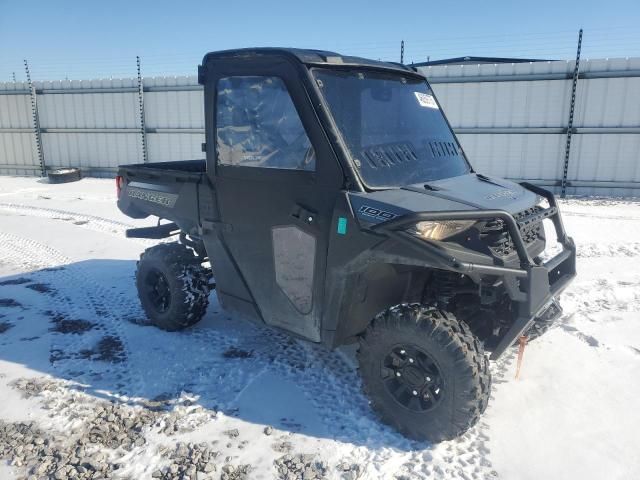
372,182,577,360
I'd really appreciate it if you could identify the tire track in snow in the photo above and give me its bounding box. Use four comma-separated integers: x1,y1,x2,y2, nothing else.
0,209,499,477
0,203,157,246
206,319,499,479
0,235,100,375
563,210,640,222
576,242,640,258
132,289,499,478
547,274,640,348
0,232,145,400
564,278,640,315
104,255,499,478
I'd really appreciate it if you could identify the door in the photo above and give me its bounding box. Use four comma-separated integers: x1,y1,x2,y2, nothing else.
209,59,342,341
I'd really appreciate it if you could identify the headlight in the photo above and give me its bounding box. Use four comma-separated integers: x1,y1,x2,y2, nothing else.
536,195,550,209
410,220,476,241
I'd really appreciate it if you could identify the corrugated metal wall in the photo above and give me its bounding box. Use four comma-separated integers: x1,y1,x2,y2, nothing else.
37,79,142,172
144,76,204,162
0,81,39,175
1,58,639,195
421,57,640,196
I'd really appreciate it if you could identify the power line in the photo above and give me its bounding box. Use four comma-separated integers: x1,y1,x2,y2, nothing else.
5,26,640,81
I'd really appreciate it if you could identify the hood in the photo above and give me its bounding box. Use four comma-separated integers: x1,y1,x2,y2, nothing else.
349,173,538,226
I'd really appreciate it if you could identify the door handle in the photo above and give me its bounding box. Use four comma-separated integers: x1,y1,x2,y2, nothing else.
290,204,317,226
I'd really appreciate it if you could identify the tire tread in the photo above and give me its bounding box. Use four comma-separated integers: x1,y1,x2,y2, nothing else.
357,303,491,442
136,243,211,331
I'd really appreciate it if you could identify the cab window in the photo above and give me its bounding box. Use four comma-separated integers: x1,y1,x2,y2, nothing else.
216,76,316,171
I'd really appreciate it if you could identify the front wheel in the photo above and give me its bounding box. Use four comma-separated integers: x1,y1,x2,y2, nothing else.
357,304,491,442
135,243,212,331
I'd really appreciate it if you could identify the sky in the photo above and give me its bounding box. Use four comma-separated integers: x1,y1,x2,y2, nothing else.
1,0,639,81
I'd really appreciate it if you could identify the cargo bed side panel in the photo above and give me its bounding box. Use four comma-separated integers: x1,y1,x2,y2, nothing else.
117,161,205,235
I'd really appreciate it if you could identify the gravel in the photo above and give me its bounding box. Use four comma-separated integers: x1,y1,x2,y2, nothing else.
0,376,362,480
85,401,159,450
4,377,352,480
274,453,328,480
157,407,215,436
13,378,160,449
3,378,162,478
154,393,217,436
271,440,293,453
3,377,234,479
221,463,252,480
223,428,240,438
11,378,59,399
336,461,364,480
153,442,220,480
0,420,118,480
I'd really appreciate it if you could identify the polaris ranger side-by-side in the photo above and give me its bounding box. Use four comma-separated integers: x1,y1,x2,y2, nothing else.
116,48,576,442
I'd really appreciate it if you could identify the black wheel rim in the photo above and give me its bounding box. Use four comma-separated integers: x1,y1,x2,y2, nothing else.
144,268,171,313
381,345,444,412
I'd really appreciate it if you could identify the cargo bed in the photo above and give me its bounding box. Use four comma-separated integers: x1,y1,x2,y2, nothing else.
116,159,208,234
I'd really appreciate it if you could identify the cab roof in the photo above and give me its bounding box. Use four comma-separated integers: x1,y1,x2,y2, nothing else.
201,47,417,74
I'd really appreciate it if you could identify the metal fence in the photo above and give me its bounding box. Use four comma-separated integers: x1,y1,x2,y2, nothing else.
419,57,640,196
1,57,639,196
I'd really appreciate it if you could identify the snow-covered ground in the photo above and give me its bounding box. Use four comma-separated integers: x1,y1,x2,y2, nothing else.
0,176,639,480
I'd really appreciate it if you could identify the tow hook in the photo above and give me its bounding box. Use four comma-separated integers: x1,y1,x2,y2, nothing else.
515,335,529,380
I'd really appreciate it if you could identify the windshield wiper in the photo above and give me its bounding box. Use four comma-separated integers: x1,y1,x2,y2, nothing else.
476,173,504,187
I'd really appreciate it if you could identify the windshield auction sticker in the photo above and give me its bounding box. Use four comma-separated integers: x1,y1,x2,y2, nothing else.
414,92,439,109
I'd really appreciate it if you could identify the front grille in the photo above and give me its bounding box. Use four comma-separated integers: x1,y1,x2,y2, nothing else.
480,206,544,257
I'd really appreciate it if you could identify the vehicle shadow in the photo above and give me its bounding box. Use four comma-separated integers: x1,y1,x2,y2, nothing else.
0,258,421,452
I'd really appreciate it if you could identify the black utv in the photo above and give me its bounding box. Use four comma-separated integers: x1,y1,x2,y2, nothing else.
116,48,576,442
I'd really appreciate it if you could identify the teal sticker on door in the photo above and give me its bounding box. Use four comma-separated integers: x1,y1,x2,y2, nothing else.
337,217,347,235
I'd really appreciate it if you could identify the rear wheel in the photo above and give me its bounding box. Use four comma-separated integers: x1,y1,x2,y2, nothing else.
136,243,212,331
357,304,491,442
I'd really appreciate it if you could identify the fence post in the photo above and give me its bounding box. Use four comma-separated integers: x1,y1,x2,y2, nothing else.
561,29,583,198
137,56,148,163
24,60,46,177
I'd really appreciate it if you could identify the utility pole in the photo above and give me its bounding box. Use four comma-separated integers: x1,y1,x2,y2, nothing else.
561,28,583,198
400,40,405,64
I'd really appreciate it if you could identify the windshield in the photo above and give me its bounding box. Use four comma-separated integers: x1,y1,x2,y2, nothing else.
313,68,470,188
